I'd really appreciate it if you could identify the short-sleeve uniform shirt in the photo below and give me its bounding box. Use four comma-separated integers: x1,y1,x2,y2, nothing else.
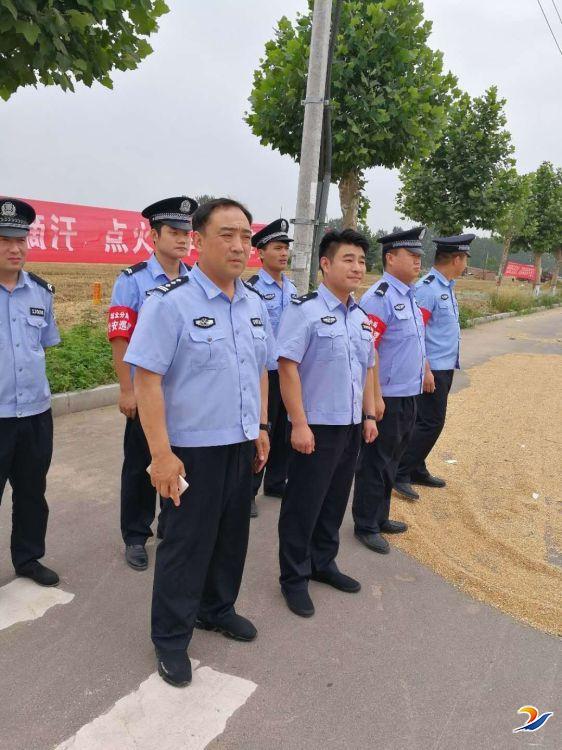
360,271,426,397
124,263,276,448
415,267,460,370
276,283,375,425
0,271,60,418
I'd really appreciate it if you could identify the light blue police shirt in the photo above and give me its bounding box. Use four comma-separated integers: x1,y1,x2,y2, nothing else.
246,269,298,346
124,263,276,448
0,271,60,418
276,283,375,425
415,267,460,370
108,253,190,341
360,271,426,398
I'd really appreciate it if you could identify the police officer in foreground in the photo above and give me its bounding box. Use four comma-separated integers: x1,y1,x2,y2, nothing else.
0,198,61,586
108,196,197,571
352,227,427,555
394,234,475,500
124,198,274,687
246,218,297,517
276,229,378,617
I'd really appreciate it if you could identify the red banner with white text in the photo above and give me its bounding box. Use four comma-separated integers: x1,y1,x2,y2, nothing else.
503,261,536,281
17,198,265,266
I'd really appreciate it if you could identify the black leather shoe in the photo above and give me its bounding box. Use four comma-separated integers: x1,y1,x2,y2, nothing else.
354,532,390,554
411,472,446,488
16,561,59,587
195,612,257,641
393,482,420,501
156,649,191,687
250,497,258,518
125,544,148,570
380,519,408,534
310,569,361,593
282,588,315,617
263,486,285,499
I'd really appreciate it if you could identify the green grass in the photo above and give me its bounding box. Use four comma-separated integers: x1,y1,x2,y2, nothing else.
46,322,114,394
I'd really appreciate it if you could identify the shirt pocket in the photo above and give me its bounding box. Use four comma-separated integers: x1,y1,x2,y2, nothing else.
250,325,267,370
353,329,373,365
438,301,454,316
187,327,228,370
315,327,346,361
26,316,47,350
393,306,415,336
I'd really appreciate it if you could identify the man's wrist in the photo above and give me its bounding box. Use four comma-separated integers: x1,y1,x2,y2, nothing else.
363,414,377,421
259,422,272,435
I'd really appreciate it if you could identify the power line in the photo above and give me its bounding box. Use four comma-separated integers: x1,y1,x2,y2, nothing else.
536,0,562,56
551,0,562,24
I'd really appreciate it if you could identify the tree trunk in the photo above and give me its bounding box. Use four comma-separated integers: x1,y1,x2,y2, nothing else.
550,247,561,295
532,251,542,297
338,170,361,229
496,235,512,287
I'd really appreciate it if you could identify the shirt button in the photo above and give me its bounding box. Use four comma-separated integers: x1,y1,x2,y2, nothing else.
18,367,23,372
207,336,212,342
18,392,22,397
16,343,20,347
12,317,16,322
241,358,245,364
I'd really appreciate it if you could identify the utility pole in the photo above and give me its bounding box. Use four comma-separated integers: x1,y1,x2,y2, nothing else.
291,0,333,294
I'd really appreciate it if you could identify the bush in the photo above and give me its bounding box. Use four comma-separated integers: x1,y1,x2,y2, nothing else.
46,323,114,394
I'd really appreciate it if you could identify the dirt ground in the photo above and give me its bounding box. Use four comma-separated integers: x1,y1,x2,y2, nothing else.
390,352,562,636
26,261,538,329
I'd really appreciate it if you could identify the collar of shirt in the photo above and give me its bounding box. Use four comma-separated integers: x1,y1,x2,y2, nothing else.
258,267,284,290
147,252,189,281
191,262,247,303
317,282,356,312
382,271,413,296
431,267,456,289
0,270,32,294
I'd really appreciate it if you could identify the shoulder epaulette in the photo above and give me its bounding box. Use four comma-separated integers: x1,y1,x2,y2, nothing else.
27,272,55,294
374,282,388,297
122,261,148,276
154,276,190,294
423,274,435,285
355,303,369,317
246,274,259,286
291,291,318,305
244,281,264,298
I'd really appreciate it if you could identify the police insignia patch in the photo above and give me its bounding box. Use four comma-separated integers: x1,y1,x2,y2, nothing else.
291,291,318,305
361,321,372,331
193,316,215,328
291,293,298,299
321,315,337,325
440,294,449,300
375,282,389,297
251,318,263,327
394,303,405,311
30,307,45,317
423,275,435,285
1,201,16,217
263,293,276,300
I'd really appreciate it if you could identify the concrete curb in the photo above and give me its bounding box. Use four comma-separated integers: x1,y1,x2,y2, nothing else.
51,303,561,418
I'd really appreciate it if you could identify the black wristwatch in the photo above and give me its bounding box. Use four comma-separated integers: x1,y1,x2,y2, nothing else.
363,414,377,421
259,422,272,434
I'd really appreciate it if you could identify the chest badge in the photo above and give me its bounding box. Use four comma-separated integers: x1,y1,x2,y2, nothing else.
263,293,275,300
193,316,215,328
440,294,449,301
251,317,263,327
30,307,45,317
321,315,337,325
361,321,372,332
394,303,405,311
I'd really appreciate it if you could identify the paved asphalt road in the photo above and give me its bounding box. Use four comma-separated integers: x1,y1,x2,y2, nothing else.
1,308,560,750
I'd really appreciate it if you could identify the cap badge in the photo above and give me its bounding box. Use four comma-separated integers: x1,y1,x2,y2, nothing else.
1,201,16,217
180,199,191,214
281,219,288,232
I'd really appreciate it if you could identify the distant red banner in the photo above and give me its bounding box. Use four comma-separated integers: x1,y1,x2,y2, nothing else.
503,261,536,281
18,198,265,266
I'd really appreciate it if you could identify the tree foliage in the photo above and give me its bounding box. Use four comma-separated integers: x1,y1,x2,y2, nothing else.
0,0,169,100
246,0,456,227
397,87,514,235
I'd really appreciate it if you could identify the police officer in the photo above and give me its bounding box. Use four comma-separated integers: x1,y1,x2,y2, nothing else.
276,229,378,617
108,196,197,571
0,198,60,586
247,218,297,517
352,227,427,555
394,234,474,500
124,198,274,687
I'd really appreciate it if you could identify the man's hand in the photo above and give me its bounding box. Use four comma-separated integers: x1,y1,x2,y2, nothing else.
423,370,436,393
291,423,315,454
149,451,186,507
253,430,270,473
119,389,137,419
374,395,385,421
363,418,378,443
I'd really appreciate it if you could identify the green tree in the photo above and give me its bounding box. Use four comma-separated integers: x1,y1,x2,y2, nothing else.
325,216,382,271
246,0,456,229
397,87,514,235
489,171,533,286
0,0,169,100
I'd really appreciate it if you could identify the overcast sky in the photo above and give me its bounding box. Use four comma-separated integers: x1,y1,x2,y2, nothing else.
2,0,561,231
